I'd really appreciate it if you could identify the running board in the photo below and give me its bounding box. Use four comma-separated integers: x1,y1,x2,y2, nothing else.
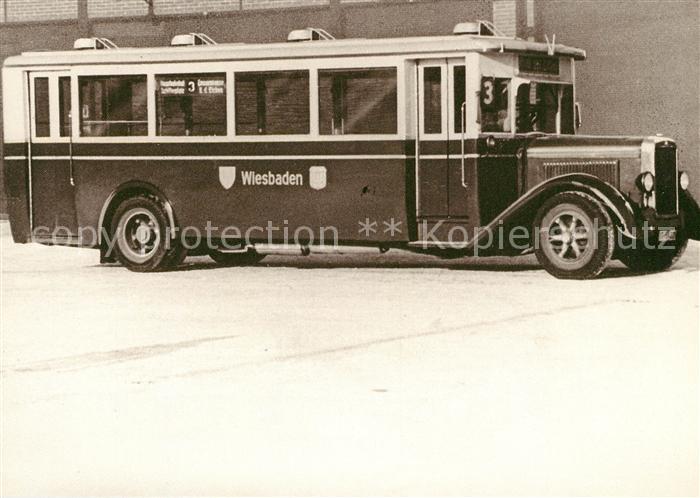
222,243,389,256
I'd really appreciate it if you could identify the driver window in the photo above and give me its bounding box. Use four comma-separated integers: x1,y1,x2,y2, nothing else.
516,82,566,134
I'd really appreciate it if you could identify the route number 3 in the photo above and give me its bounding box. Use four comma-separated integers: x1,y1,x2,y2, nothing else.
481,78,495,107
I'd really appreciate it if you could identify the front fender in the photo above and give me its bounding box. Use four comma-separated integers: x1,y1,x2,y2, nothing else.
492,173,638,236
467,173,640,252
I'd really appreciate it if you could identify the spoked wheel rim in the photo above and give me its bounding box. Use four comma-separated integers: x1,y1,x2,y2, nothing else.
540,204,597,270
116,207,162,264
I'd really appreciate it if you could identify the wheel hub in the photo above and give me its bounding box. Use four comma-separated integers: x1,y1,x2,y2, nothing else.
548,214,590,261
134,222,152,245
117,207,162,264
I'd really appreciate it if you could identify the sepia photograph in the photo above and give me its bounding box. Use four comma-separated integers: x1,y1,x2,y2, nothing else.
0,0,698,495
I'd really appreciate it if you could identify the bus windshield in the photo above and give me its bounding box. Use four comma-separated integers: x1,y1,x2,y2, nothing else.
516,82,574,134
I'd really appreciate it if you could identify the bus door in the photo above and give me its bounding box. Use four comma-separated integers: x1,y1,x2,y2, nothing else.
416,59,472,228
29,72,78,239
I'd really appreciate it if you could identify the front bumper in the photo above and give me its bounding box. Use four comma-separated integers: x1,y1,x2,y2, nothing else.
636,190,700,242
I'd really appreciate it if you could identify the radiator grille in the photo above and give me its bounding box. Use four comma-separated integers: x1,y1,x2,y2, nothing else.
543,160,619,187
654,144,677,215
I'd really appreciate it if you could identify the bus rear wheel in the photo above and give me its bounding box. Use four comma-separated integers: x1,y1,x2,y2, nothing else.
533,191,614,279
111,195,184,272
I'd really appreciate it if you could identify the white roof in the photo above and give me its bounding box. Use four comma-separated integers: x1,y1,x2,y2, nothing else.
3,34,586,68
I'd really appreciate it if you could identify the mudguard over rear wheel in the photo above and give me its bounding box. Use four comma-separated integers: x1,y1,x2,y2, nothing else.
533,191,615,279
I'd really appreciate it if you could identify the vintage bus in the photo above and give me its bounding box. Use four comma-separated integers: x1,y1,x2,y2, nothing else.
2,22,699,278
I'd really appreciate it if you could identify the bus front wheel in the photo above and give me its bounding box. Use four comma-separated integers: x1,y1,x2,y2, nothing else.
111,195,184,272
533,191,615,279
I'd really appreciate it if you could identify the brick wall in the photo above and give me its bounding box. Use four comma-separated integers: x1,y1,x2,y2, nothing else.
0,0,497,22
4,0,77,22
492,0,516,36
155,0,241,16
242,0,328,9
88,0,149,18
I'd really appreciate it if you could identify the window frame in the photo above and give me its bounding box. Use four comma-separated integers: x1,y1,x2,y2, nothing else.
77,74,150,138
29,71,72,143
234,69,311,136
155,72,229,137
317,66,399,137
512,77,575,135
63,57,405,144
418,64,447,138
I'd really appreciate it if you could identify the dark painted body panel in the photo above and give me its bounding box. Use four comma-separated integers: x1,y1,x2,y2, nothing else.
3,157,31,243
5,133,698,252
73,157,411,244
32,160,78,235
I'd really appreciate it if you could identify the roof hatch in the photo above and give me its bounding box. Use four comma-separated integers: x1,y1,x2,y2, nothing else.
287,28,335,42
171,33,218,47
73,38,118,50
453,20,505,37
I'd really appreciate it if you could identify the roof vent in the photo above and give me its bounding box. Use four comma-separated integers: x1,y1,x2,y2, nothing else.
73,37,118,50
171,33,218,47
287,28,335,42
453,20,505,37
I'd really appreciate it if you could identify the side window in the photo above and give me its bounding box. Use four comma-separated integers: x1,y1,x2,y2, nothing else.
156,73,227,136
423,67,442,134
79,75,148,137
58,77,72,137
235,71,309,135
34,77,50,137
453,65,465,134
319,67,397,135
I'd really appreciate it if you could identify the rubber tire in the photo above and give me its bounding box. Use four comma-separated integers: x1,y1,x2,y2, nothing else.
208,249,265,266
164,243,188,269
533,191,615,279
617,233,688,273
111,195,183,272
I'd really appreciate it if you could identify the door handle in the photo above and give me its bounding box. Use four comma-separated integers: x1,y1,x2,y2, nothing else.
460,101,468,189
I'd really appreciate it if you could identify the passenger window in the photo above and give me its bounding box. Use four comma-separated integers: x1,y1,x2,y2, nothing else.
235,71,309,135
156,73,226,136
59,77,72,137
423,67,442,134
453,66,465,134
34,77,50,137
79,75,148,137
319,68,397,135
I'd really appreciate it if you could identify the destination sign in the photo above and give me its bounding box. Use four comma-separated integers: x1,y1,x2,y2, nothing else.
159,77,226,96
518,55,560,76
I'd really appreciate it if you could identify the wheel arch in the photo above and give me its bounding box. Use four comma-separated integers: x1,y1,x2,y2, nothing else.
97,181,178,246
495,174,639,241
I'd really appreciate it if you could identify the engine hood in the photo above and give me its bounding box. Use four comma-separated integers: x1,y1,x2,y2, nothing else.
525,135,650,160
